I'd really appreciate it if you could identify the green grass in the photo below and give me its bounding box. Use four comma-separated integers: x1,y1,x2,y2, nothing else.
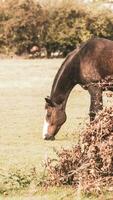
0,59,112,199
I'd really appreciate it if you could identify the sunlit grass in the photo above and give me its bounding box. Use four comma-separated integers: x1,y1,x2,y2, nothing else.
0,58,89,169
0,187,113,200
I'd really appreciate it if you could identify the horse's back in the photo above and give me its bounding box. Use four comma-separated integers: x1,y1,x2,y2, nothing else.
78,38,113,83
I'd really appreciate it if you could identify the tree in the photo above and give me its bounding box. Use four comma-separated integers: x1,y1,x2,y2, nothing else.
2,0,43,54
42,4,91,57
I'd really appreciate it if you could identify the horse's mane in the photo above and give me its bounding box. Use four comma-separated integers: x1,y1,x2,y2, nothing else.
50,41,87,98
57,40,88,70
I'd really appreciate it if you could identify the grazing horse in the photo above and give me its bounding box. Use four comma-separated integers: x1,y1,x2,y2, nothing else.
43,38,113,140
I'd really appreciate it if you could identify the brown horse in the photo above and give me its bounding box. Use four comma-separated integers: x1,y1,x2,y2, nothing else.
43,38,113,140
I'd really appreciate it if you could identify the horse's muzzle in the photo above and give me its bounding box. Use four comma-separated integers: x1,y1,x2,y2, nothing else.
43,134,55,141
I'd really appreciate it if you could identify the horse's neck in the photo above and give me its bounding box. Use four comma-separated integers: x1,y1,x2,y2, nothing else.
50,55,76,107
51,81,74,108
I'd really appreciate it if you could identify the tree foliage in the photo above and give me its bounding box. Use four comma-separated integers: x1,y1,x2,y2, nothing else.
0,0,113,56
0,0,43,54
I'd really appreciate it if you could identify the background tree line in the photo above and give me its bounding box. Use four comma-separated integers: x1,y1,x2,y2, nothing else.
0,0,113,57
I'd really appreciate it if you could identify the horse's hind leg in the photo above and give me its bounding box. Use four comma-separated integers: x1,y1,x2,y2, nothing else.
88,85,103,121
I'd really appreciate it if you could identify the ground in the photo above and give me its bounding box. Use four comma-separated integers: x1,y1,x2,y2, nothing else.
0,59,112,199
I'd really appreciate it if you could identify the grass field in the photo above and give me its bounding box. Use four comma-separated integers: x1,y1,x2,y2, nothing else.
0,59,112,199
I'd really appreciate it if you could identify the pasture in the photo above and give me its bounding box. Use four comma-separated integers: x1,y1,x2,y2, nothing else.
0,59,112,199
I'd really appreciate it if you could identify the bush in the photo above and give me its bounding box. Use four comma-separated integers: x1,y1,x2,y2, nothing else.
45,107,113,193
0,0,43,55
42,3,91,57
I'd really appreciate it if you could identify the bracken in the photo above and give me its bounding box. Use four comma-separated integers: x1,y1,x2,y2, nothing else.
45,106,113,193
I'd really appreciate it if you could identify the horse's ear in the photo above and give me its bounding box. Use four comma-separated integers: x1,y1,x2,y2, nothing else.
45,97,55,107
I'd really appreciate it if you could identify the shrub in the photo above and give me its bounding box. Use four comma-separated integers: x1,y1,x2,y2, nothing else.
45,107,113,193
0,0,43,55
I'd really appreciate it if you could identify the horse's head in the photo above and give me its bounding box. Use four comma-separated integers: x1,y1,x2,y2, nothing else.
43,97,67,140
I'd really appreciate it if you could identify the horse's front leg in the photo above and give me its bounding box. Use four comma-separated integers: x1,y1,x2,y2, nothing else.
88,85,103,121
